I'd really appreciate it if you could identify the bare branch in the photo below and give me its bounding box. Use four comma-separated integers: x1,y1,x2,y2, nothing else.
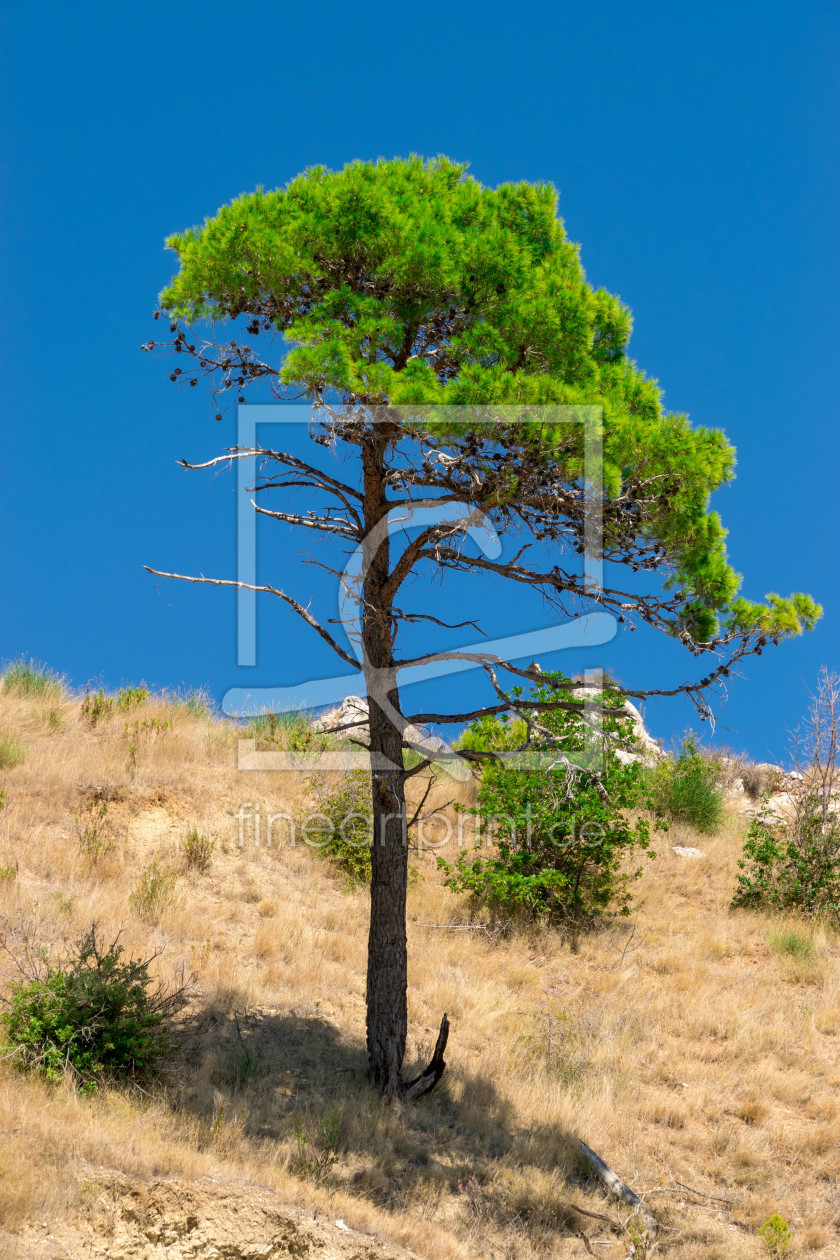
143,567,358,669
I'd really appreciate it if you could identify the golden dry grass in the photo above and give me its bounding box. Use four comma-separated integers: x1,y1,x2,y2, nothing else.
0,682,839,1258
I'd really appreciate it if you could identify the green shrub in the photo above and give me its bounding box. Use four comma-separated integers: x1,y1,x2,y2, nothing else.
732,803,840,919
0,788,6,809
0,736,25,770
0,864,16,881
440,672,657,927
1,659,64,699
759,1214,791,1257
303,770,372,884
116,686,149,712
0,927,175,1088
650,734,724,833
130,861,179,923
81,689,113,725
181,827,215,872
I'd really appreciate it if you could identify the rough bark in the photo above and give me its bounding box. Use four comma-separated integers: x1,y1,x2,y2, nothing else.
362,425,411,1098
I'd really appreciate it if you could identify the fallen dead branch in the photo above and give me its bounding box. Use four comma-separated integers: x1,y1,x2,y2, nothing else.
579,1140,657,1245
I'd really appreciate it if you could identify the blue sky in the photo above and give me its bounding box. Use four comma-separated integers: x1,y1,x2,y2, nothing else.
1,0,837,762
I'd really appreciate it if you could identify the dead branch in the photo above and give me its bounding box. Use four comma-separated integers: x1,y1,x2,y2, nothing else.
579,1141,657,1243
143,567,359,670
404,1013,449,1101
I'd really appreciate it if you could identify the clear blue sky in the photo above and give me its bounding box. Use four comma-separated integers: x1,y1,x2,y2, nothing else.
1,0,837,762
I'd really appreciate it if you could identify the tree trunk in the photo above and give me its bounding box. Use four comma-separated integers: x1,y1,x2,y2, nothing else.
366,693,409,1097
361,425,409,1098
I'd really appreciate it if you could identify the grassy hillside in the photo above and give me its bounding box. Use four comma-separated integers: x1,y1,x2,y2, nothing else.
0,676,837,1258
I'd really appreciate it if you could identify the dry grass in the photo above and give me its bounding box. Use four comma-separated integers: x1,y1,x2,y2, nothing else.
0,684,839,1258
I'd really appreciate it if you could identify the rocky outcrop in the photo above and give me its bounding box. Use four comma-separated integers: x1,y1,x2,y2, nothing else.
313,692,663,767
312,695,450,754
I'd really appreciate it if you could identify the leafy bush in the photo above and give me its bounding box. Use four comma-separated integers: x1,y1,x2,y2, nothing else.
1,659,64,699
0,927,176,1088
440,672,656,927
650,734,724,833
116,686,149,711
181,827,215,872
303,770,372,884
0,736,25,770
732,805,840,919
734,671,840,921
130,861,179,923
0,864,16,881
81,688,113,725
0,788,6,810
759,1214,791,1257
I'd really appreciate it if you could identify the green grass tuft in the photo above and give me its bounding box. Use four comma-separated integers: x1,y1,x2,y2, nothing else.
1,658,64,699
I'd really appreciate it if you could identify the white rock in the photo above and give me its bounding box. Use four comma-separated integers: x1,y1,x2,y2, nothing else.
672,845,706,858
313,695,448,753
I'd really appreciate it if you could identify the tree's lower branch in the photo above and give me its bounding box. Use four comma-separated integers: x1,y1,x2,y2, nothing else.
143,567,358,669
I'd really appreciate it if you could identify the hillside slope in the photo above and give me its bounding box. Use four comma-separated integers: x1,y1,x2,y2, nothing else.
0,683,838,1259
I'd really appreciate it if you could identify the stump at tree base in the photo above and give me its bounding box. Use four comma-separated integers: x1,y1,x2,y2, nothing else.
404,1013,450,1101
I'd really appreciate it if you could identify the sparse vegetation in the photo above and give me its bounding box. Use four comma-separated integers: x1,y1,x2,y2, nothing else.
766,926,815,960
130,861,178,923
247,709,330,753
0,735,25,770
0,927,176,1089
116,686,149,711
291,1104,343,1180
733,669,840,920
651,732,724,833
73,801,114,864
0,675,837,1256
180,827,215,872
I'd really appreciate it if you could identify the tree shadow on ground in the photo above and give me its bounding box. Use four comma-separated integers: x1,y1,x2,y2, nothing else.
170,1004,611,1252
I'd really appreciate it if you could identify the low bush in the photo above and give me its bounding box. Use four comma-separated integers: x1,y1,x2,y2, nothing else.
116,686,149,711
0,736,25,770
181,827,215,872
650,733,724,833
732,805,840,919
759,1214,791,1257
441,672,657,928
303,770,372,884
0,926,178,1088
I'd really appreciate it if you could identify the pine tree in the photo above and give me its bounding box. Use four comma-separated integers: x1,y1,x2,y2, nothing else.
146,156,819,1097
